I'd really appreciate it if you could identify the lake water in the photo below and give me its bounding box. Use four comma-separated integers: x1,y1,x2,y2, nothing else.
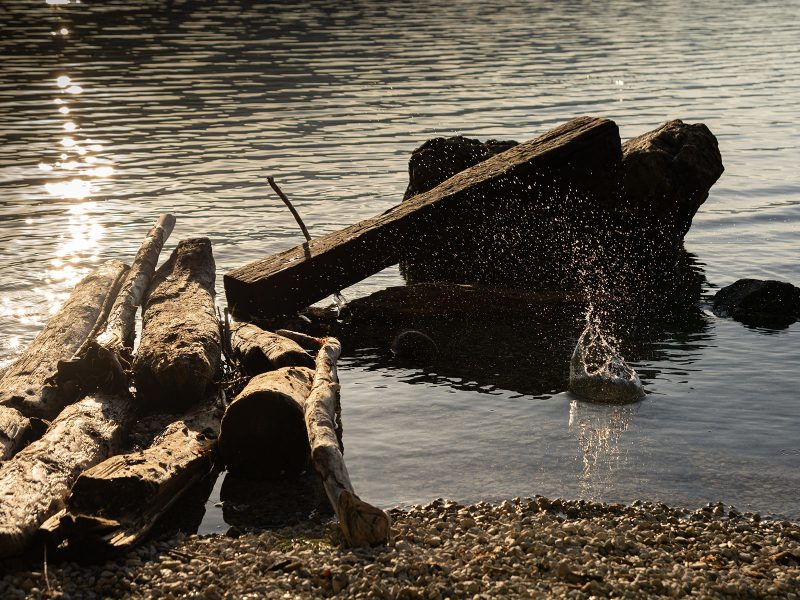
1,0,798,531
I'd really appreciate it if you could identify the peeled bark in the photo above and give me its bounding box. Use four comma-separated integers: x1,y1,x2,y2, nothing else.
55,396,222,551
306,338,390,546
0,260,128,423
133,238,221,413
218,367,314,478
0,393,132,557
230,323,314,374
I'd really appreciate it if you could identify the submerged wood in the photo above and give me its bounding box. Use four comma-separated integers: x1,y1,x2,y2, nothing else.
0,260,128,422
224,116,621,318
0,393,132,557
55,396,222,551
230,323,315,374
306,337,390,546
218,367,314,478
133,238,221,413
57,215,175,395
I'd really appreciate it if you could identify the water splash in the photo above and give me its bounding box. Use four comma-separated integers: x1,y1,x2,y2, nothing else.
569,306,645,404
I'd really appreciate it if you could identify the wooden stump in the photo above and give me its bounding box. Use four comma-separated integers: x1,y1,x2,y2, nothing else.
0,260,128,423
55,396,222,551
230,323,315,374
0,393,132,557
133,238,221,413
218,367,314,478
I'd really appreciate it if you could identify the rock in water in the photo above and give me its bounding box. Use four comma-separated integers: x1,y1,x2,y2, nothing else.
133,238,221,413
568,316,644,405
712,278,800,329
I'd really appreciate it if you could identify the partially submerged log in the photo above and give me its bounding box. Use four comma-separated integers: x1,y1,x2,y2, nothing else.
0,260,128,423
133,238,221,413
0,393,132,557
230,323,314,374
225,116,621,317
57,215,175,395
306,337,390,546
218,367,314,478
54,396,222,551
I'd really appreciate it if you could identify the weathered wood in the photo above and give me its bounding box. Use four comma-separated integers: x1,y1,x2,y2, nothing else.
0,393,132,557
231,323,315,374
0,260,128,425
96,214,176,358
0,406,37,461
133,238,221,413
224,116,621,317
218,367,314,478
55,396,222,551
56,215,175,396
306,337,390,546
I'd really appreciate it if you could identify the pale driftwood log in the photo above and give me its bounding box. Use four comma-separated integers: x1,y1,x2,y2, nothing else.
54,396,222,551
306,338,390,546
133,238,220,413
0,260,128,423
0,406,40,462
218,367,313,478
231,323,314,374
0,393,132,557
56,215,175,395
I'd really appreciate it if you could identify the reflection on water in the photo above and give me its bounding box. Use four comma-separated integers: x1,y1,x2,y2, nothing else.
1,0,799,519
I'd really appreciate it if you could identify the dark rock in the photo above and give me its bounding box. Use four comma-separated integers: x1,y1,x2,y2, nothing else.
712,278,800,329
400,120,723,293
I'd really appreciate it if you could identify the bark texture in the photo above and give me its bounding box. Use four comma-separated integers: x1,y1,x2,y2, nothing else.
230,323,314,374
0,260,128,422
0,394,132,557
218,367,313,478
133,237,221,413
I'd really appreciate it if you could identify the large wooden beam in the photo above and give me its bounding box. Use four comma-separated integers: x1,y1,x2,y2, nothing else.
224,116,621,318
0,259,128,425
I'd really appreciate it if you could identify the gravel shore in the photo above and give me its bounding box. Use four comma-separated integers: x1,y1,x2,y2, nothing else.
1,496,798,599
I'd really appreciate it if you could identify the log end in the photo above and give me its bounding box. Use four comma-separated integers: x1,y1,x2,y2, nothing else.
336,490,391,547
219,393,310,478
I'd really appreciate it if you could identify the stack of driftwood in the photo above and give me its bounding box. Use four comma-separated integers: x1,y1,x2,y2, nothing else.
0,215,389,559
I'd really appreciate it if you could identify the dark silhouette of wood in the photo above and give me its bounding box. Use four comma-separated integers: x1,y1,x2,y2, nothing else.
218,367,314,478
225,116,621,317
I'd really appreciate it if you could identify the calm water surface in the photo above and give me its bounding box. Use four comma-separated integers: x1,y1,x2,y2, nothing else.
1,0,798,528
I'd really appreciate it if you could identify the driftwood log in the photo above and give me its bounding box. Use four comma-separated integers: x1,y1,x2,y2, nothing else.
51,396,222,551
306,337,390,546
231,323,315,374
218,367,314,478
0,393,132,557
224,116,621,317
133,238,221,413
0,260,128,459
57,215,175,395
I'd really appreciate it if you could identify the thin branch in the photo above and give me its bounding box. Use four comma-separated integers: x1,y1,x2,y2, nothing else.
268,176,311,243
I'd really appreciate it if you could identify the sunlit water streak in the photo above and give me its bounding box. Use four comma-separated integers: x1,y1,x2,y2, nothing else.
0,0,798,523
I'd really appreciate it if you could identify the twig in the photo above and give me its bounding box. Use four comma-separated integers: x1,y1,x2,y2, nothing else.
268,176,311,242
43,544,52,594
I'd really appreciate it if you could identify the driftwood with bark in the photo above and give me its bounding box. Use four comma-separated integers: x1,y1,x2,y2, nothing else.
305,337,390,546
48,396,222,552
0,260,128,459
57,215,175,395
0,394,133,557
230,323,315,374
133,238,221,413
218,367,314,478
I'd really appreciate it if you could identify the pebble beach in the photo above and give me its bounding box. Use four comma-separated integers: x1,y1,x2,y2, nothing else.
2,496,798,599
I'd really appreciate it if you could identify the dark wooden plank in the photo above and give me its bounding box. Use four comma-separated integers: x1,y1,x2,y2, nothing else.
224,116,621,318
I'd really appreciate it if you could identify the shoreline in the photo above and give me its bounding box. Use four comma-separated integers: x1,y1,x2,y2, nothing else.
2,495,798,599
